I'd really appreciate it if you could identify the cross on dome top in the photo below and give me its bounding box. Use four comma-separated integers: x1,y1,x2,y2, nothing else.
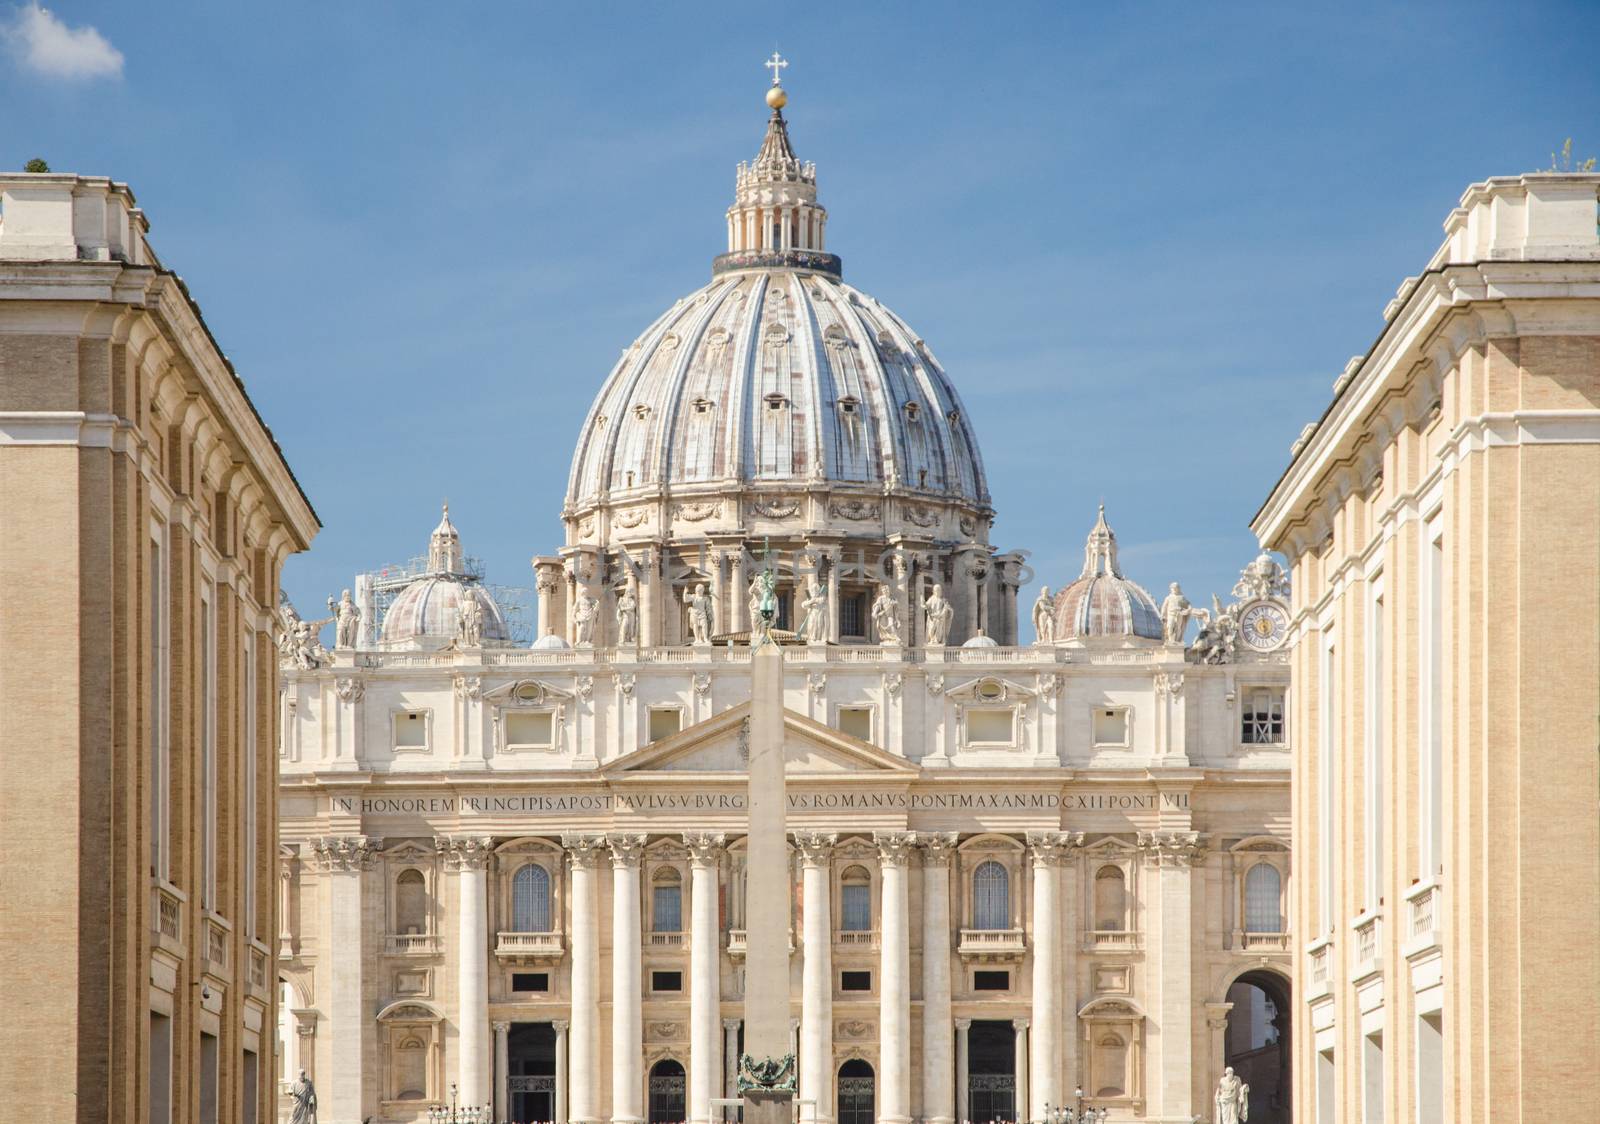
764,51,788,87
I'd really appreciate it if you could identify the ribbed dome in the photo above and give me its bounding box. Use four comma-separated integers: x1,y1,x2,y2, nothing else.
380,577,510,649
1052,507,1163,641
565,271,988,509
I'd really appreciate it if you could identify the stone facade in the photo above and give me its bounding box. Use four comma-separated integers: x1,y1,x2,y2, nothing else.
277,82,1294,1124
1252,172,1600,1121
0,175,319,1124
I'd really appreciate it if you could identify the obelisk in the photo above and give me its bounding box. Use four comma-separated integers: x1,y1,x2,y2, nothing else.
741,562,795,1124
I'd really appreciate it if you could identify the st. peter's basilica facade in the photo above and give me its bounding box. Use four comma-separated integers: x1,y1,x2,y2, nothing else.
276,80,1294,1124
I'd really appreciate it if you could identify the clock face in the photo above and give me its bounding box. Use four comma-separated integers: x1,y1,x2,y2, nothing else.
1239,601,1289,651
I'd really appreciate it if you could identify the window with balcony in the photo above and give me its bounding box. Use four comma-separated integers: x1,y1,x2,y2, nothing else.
512,864,552,933
395,869,427,935
1244,863,1283,933
652,868,682,933
972,861,1009,930
840,867,872,931
1241,688,1286,745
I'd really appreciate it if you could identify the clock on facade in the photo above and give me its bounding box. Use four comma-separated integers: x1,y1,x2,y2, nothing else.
1239,600,1289,652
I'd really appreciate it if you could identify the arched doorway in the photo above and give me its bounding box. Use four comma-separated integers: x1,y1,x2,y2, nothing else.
968,1020,1016,1122
837,1059,875,1124
1224,969,1291,1123
648,1059,685,1124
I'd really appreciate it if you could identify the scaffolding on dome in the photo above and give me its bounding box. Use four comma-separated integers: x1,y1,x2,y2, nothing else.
356,554,535,647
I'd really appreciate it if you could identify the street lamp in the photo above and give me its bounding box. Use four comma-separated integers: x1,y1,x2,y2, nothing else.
427,1083,490,1124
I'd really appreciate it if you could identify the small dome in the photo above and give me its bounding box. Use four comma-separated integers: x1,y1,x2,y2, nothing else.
1052,507,1163,641
380,577,510,650
531,629,570,650
962,631,999,648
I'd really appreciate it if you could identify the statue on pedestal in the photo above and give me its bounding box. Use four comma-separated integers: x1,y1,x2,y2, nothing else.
573,594,599,647
923,583,953,646
871,584,901,645
686,582,714,645
456,588,484,647
1161,581,1195,645
328,589,361,649
616,579,638,645
288,1070,317,1124
1215,1065,1249,1124
799,576,829,645
1032,586,1055,644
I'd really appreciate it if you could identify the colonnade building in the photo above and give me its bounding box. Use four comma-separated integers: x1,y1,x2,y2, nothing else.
1253,173,1600,1120
277,82,1295,1124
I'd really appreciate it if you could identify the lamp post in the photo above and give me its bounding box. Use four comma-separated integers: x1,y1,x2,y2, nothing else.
1041,1090,1109,1124
427,1082,490,1124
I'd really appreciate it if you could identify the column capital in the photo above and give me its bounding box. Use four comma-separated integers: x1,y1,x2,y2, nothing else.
1011,1017,1030,1031
791,830,838,866
493,1021,511,1034
562,833,609,868
553,1019,571,1033
874,830,918,866
1138,830,1208,867
954,1018,972,1031
606,832,648,867
435,835,496,871
682,832,727,865
1025,831,1084,867
919,832,959,866
310,834,381,873
723,1017,743,1031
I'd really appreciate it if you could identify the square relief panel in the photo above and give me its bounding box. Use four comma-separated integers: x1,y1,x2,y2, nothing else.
1094,965,1130,995
395,969,430,997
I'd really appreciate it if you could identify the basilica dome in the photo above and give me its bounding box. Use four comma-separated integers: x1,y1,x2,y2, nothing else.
1051,507,1163,642
378,507,511,650
563,88,989,539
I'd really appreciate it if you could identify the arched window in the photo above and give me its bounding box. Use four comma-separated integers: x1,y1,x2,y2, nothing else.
512,864,552,933
648,1058,685,1124
973,861,1009,930
837,1059,875,1124
840,866,871,931
395,869,426,935
1094,866,1127,931
652,867,683,933
1245,863,1283,933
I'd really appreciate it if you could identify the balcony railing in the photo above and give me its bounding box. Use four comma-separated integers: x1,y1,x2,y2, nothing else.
1404,881,1442,959
1240,931,1290,952
152,883,184,950
1083,929,1142,952
1305,938,1333,1000
386,933,442,955
648,931,686,949
494,931,565,962
958,928,1027,960
1352,911,1382,977
835,929,880,949
203,916,231,977
249,945,269,991
726,929,793,959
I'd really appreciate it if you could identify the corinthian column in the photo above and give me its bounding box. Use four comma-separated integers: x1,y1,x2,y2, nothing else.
609,833,648,1124
1026,833,1071,1116
438,836,495,1109
685,833,727,1124
876,832,916,1124
1142,831,1205,1121
312,836,378,1124
920,834,958,1124
794,832,838,1124
563,835,607,1124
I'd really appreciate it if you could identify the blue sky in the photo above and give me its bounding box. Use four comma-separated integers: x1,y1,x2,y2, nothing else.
7,2,1597,624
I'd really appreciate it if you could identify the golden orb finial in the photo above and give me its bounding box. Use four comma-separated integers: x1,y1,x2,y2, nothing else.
766,84,788,110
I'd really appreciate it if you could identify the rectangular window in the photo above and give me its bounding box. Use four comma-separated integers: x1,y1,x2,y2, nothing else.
512,972,550,992
651,970,683,993
1092,707,1129,747
149,529,170,881
840,883,871,931
1365,582,1385,909
244,635,257,937
837,706,872,742
1241,688,1286,745
242,1048,259,1124
649,708,682,743
1316,1048,1336,1124
652,884,683,932
201,587,217,911
1421,523,1444,877
966,707,1014,745
393,711,429,749
1362,1032,1384,1124
149,1011,172,1124
1416,1012,1443,1124
199,1031,219,1124
840,592,866,638
840,970,872,992
1318,632,1337,933
505,710,554,749
973,970,1010,991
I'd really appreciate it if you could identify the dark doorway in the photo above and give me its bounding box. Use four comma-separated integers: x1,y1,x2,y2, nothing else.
649,1059,685,1124
968,1020,1016,1123
508,1022,555,1124
837,1059,875,1124
1225,969,1291,1124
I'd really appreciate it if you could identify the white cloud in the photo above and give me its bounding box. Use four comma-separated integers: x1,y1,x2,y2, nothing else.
6,3,123,80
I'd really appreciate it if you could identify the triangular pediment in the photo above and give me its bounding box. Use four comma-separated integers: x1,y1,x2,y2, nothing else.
605,703,917,777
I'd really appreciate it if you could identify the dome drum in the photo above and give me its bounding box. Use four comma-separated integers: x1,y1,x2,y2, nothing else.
712,249,841,277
